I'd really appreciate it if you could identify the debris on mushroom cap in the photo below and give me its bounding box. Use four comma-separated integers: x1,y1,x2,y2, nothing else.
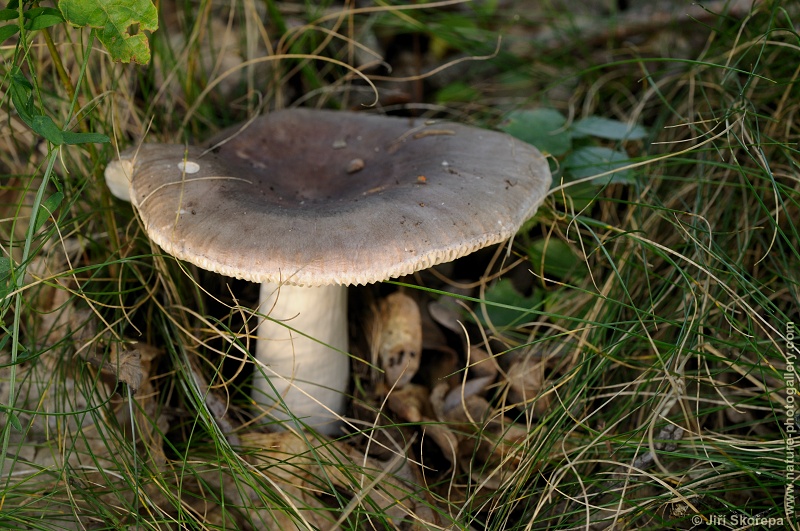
346,158,365,174
123,108,551,286
178,160,201,174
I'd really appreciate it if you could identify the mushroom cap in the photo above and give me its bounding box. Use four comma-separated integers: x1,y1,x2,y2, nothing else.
125,108,551,286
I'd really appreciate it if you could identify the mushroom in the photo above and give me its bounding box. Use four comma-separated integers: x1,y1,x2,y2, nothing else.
105,108,551,435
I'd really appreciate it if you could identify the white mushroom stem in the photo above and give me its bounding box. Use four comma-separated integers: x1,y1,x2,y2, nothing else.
254,282,349,435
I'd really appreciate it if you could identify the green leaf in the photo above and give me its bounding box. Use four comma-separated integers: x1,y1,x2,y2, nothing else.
9,71,34,125
7,411,22,432
0,22,18,41
564,146,635,184
33,192,64,232
0,8,18,21
0,257,11,278
61,130,110,144
23,7,62,19
26,14,64,31
9,70,109,145
58,0,158,64
500,108,572,156
528,238,584,281
10,68,32,90
1,7,64,32
31,115,65,145
0,330,9,352
552,181,599,211
479,279,543,329
0,256,13,299
570,116,648,141
435,81,480,103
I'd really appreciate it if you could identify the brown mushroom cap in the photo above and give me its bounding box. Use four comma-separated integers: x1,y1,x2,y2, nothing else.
127,108,550,286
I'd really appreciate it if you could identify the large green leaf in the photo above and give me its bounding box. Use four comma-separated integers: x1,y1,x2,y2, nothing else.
59,0,158,64
479,279,544,329
564,146,635,184
500,108,572,157
570,116,648,141
528,238,585,281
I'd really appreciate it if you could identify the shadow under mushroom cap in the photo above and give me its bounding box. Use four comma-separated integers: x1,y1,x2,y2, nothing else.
127,108,551,287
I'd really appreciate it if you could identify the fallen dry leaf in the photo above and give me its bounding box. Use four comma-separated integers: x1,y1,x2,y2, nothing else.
505,355,552,416
107,342,167,462
371,291,423,388
443,375,495,414
387,383,430,423
427,288,471,335
464,345,498,382
443,393,493,429
87,345,144,393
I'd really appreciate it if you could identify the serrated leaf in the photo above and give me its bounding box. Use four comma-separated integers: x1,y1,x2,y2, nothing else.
570,116,648,141
564,146,635,184
500,108,572,156
0,22,18,41
33,192,63,232
59,0,158,64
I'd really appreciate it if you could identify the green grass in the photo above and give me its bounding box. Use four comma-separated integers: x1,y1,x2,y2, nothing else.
0,0,798,529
